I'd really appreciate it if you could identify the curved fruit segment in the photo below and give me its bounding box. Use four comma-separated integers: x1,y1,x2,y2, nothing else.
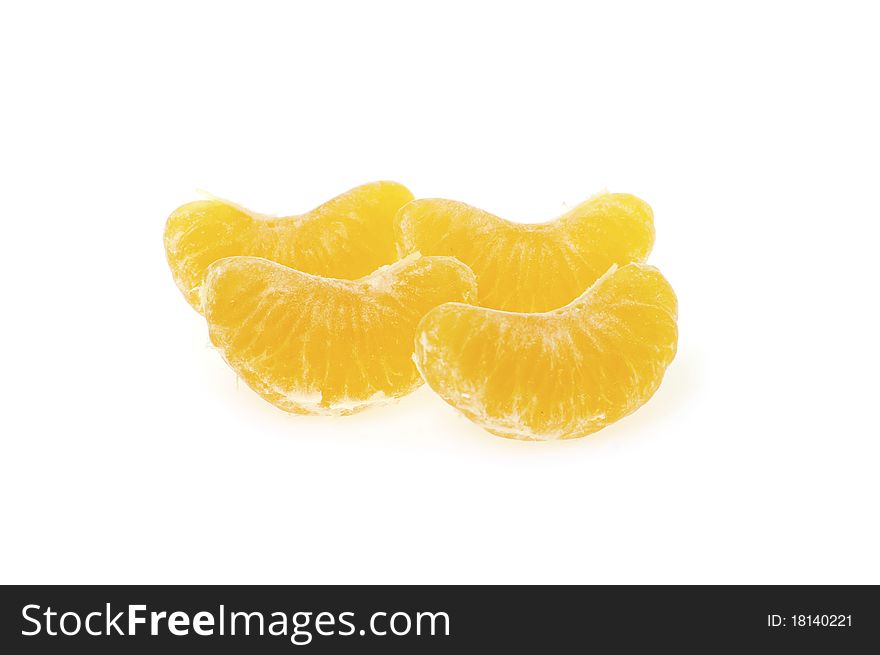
415,263,677,440
395,193,654,312
165,181,414,312
203,254,477,416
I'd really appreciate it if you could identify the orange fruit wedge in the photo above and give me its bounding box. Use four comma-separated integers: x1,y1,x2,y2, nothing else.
414,263,677,440
395,192,654,312
165,181,413,312
203,254,477,415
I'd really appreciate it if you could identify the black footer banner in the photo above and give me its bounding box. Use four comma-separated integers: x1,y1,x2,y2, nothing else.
1,585,876,652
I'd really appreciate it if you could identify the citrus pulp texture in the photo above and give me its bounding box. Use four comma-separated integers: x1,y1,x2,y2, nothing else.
165,181,413,312
415,263,677,440
204,254,477,416
395,192,654,312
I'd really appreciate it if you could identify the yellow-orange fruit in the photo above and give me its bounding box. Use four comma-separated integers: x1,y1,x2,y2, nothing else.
395,192,654,312
415,263,677,440
203,254,477,415
165,181,413,312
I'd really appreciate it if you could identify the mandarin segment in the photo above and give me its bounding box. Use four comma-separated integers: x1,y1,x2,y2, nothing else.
395,192,654,312
165,181,414,312
414,263,677,440
203,254,477,415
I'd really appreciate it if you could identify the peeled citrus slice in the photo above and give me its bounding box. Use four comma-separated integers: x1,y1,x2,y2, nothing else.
415,263,677,440
165,181,413,312
203,254,477,415
395,192,654,312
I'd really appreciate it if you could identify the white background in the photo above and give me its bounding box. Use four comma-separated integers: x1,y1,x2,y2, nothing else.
1,1,878,584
